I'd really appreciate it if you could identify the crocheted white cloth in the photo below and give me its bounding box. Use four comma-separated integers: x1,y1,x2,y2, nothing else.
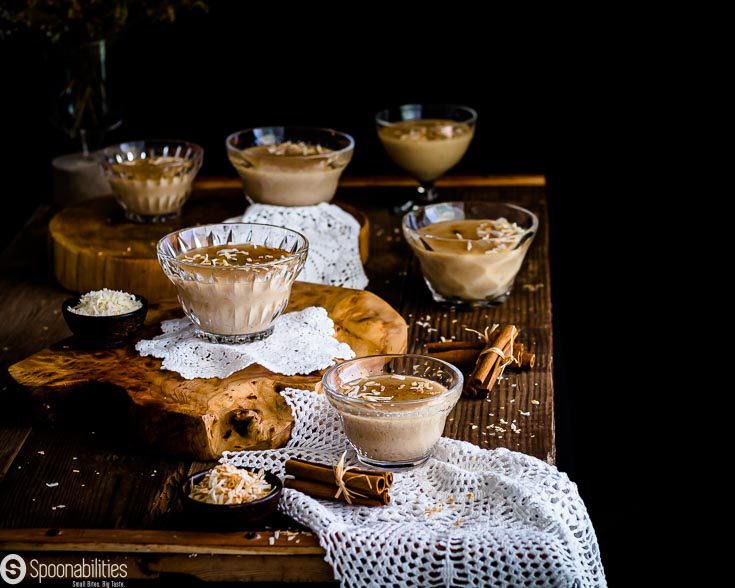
224,388,606,588
135,307,354,380
228,203,368,289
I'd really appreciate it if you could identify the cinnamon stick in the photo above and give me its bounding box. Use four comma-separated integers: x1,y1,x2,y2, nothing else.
284,478,389,507
480,339,513,393
428,341,534,372
518,351,535,369
428,339,525,357
426,349,479,368
426,340,484,353
467,325,518,393
285,458,389,497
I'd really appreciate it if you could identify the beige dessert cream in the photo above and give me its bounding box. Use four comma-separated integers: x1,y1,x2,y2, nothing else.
409,218,529,302
172,243,296,338
378,119,474,182
108,156,196,216
228,141,352,206
336,375,457,463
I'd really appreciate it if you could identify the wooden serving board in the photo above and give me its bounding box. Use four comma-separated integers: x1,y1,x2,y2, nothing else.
8,282,407,460
50,192,370,303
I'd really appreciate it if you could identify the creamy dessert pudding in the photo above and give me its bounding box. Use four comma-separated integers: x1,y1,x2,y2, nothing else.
158,223,308,343
403,202,538,306
378,119,474,182
324,355,463,469
101,140,203,223
226,127,354,206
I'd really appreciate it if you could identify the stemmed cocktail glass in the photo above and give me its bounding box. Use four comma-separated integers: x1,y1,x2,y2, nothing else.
376,104,477,212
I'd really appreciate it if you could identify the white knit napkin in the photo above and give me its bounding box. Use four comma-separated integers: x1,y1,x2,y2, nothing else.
135,306,354,379
223,388,606,588
227,203,368,290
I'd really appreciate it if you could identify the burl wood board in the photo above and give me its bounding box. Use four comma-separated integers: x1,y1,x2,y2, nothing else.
8,282,407,460
50,195,370,303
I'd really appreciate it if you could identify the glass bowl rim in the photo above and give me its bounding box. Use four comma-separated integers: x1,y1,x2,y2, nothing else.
375,104,478,127
157,222,309,270
101,139,203,159
402,201,539,244
225,126,355,161
322,353,464,408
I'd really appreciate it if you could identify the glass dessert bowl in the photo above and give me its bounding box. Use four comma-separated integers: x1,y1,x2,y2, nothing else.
323,354,463,469
376,104,476,211
226,126,354,206
157,223,308,343
403,201,538,307
100,140,203,223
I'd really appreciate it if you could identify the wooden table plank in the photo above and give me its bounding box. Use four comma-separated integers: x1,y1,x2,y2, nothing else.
0,528,322,554
195,174,546,190
0,427,31,480
7,552,335,583
0,428,188,529
0,176,551,582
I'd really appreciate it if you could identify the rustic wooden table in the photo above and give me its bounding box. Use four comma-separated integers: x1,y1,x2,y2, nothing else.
0,175,551,583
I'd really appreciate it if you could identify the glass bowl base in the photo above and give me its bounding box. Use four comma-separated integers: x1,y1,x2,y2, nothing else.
356,452,431,471
124,210,181,224
426,280,513,308
194,325,274,344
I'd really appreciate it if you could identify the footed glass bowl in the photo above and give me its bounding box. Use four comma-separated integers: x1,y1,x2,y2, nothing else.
157,223,308,343
100,140,203,223
323,354,463,469
403,201,537,306
226,126,354,206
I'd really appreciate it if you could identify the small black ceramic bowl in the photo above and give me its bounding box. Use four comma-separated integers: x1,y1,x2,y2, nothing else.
61,293,148,348
182,466,283,530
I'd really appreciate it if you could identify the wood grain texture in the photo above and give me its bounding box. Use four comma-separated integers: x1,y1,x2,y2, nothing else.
0,427,189,529
0,427,30,479
0,528,322,554
195,175,546,190
50,195,369,302
0,177,551,582
13,555,334,583
8,283,407,460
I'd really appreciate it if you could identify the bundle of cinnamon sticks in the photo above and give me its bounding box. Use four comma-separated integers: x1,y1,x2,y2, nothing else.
284,457,393,507
426,324,535,398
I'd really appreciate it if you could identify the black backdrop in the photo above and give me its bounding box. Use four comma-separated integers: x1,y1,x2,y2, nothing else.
0,5,634,583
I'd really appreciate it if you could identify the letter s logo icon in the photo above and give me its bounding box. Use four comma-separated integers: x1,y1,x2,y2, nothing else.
0,554,26,584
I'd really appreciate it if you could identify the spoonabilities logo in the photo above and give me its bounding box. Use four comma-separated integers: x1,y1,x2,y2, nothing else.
0,554,26,585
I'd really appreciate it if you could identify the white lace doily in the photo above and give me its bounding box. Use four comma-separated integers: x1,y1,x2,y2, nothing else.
135,306,354,379
224,389,606,588
228,203,368,290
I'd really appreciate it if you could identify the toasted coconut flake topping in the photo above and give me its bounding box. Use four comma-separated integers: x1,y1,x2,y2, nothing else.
189,463,272,505
68,289,142,316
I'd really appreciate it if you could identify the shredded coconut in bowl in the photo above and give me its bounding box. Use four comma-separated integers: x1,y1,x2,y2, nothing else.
68,289,142,316
189,463,273,505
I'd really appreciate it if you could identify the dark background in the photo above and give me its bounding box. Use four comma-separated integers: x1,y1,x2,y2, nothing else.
0,5,633,584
